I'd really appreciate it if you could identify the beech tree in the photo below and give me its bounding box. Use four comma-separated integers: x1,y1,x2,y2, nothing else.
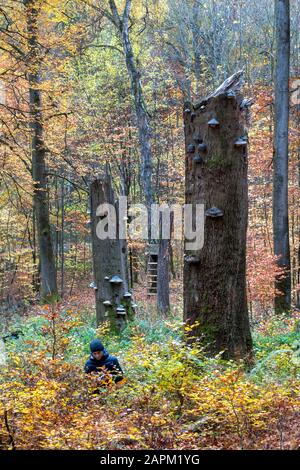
24,0,58,301
273,0,291,313
104,0,154,226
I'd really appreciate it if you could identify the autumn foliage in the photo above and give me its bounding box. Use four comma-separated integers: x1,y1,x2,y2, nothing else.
1,295,300,450
0,0,300,453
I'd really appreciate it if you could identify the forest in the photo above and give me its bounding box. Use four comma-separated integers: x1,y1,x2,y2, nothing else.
0,0,300,454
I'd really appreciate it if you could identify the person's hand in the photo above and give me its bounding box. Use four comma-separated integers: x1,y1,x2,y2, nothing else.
97,373,106,383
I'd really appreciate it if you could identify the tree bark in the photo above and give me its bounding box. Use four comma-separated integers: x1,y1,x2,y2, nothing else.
183,72,253,361
25,0,58,301
60,177,65,297
90,173,133,329
157,210,171,316
273,0,291,313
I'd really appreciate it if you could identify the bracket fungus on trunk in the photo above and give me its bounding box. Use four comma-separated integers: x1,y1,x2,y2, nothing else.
185,255,201,264
208,118,220,128
234,137,248,147
116,306,126,314
198,143,207,152
187,144,195,153
205,207,224,218
109,275,123,285
193,155,203,164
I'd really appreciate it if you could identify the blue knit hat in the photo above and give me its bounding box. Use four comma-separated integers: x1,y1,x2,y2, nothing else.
90,339,104,353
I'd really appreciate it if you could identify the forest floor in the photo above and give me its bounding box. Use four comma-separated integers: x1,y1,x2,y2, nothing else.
1,284,300,450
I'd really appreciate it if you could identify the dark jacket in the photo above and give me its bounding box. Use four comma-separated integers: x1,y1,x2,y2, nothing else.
84,347,123,377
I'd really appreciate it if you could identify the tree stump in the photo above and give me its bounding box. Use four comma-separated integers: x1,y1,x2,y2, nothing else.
90,173,134,330
183,72,253,360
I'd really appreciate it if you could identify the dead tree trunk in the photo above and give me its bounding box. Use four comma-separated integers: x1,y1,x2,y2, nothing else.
183,71,253,361
90,174,134,330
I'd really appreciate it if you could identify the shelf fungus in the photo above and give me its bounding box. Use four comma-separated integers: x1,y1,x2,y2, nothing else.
205,207,224,218
184,108,191,114
193,154,203,164
208,118,220,128
198,143,207,152
116,306,126,315
103,300,112,307
234,137,247,147
123,292,132,299
185,255,201,264
89,281,97,290
109,275,123,284
187,144,195,153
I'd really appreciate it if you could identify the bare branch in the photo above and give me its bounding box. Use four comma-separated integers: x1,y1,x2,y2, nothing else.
108,0,122,30
84,43,123,55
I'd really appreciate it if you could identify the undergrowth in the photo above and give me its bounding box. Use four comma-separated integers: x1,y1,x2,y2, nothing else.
0,304,300,450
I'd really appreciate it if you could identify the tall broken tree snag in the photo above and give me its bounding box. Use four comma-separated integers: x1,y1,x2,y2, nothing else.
183,71,253,360
90,174,135,330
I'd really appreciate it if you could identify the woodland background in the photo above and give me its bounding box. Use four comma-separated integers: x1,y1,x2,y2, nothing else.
0,0,300,450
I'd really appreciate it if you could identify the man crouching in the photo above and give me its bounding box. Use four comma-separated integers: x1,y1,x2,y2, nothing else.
84,339,124,387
